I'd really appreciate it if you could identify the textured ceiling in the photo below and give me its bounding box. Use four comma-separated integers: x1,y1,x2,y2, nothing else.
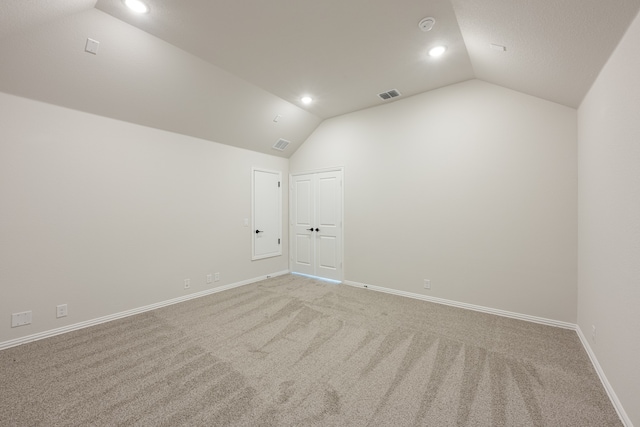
1,0,640,156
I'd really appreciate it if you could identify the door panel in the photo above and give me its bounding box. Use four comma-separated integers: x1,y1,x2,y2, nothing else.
295,234,312,266
295,179,313,226
318,175,338,226
318,236,338,269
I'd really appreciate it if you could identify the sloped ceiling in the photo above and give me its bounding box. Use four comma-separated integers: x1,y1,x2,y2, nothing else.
451,0,640,107
94,0,475,119
1,0,639,157
0,0,96,40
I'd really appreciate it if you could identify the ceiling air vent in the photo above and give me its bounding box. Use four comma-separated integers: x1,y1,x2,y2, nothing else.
272,138,290,151
377,89,401,100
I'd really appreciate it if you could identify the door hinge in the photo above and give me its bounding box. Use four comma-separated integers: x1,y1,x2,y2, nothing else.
278,181,281,187
278,238,281,244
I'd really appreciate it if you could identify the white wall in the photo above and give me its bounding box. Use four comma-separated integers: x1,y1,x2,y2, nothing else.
0,92,288,344
577,9,640,426
0,8,321,157
291,79,578,323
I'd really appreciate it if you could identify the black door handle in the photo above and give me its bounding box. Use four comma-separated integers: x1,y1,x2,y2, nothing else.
256,229,264,234
306,228,314,231
315,228,319,232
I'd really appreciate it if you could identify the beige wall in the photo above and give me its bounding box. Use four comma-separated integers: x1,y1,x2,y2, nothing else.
291,79,578,323
577,9,640,426
0,92,288,343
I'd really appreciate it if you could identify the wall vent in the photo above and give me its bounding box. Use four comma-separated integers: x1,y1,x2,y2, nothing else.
377,89,401,100
272,138,290,151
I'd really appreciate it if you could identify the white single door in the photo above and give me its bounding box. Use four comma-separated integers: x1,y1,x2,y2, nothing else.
252,168,282,260
291,169,343,281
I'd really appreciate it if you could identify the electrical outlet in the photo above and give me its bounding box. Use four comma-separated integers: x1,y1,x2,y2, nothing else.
214,273,220,282
56,304,68,318
206,274,212,284
591,325,596,342
424,279,431,290
184,279,190,289
11,311,32,327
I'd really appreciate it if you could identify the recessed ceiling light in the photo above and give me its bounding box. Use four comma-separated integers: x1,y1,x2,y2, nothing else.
124,0,149,14
301,96,313,105
428,45,447,57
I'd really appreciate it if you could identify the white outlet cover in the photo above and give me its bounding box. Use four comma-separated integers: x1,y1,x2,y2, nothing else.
12,311,32,327
56,304,68,318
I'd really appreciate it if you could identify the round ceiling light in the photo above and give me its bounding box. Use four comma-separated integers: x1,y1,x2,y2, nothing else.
124,0,149,14
428,45,447,57
301,96,313,105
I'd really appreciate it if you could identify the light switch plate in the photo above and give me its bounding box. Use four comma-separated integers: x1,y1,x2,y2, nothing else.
85,38,100,55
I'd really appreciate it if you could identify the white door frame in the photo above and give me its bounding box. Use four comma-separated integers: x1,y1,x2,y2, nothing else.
289,166,344,281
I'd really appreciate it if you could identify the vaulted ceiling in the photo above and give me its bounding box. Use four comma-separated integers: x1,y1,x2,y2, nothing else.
1,0,639,157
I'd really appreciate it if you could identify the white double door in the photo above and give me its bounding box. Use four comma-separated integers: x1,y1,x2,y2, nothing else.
291,169,343,281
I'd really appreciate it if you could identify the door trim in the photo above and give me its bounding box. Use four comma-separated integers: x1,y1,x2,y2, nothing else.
289,167,344,281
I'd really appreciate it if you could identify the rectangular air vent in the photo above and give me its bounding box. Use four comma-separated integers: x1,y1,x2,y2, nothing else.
272,138,290,151
378,89,401,100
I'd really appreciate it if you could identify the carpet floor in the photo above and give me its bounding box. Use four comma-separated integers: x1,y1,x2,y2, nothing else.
0,274,621,426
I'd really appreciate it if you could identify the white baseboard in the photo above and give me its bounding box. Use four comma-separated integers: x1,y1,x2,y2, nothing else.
0,270,289,351
575,326,633,427
342,280,575,329
342,279,632,426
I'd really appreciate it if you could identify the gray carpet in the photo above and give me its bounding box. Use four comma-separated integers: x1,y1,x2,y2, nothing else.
0,274,621,426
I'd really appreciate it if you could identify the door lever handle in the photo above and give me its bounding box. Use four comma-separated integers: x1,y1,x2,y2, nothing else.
306,228,314,232
256,229,264,234
315,228,319,232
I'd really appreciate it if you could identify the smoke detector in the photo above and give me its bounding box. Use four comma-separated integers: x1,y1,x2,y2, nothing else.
418,17,435,32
